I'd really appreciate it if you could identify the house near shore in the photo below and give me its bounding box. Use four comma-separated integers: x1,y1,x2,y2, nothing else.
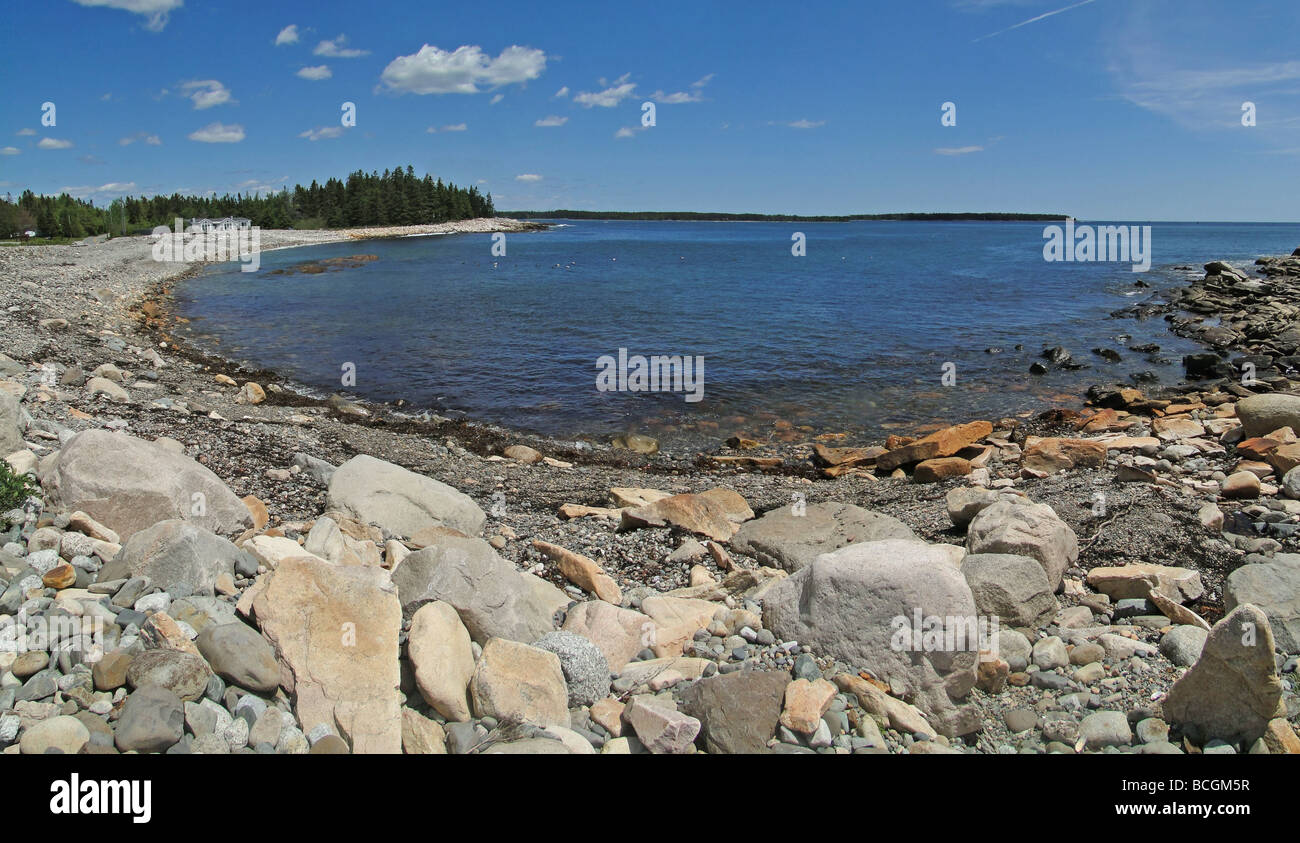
187,216,252,233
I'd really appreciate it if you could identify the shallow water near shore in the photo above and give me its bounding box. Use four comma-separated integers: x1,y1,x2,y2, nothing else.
173,220,1297,445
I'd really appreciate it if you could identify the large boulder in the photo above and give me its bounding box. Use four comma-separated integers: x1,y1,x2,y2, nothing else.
961,553,1058,628
407,601,475,722
325,454,485,538
0,389,24,456
469,638,570,728
195,622,280,694
730,503,916,572
391,535,566,643
1236,394,1300,438
678,669,790,754
1224,554,1300,653
251,556,402,753
761,539,981,723
561,600,656,672
619,493,739,542
40,430,251,541
99,520,244,596
965,501,1078,591
1162,604,1284,746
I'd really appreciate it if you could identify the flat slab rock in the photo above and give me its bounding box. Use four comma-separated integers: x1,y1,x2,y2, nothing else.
730,502,915,572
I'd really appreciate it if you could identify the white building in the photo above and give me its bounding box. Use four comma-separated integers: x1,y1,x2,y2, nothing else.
187,217,252,233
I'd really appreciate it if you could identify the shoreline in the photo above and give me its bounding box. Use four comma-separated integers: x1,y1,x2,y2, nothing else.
1,226,1297,756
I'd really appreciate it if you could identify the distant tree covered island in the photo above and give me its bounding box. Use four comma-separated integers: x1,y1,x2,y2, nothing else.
0,166,493,239
498,210,1068,222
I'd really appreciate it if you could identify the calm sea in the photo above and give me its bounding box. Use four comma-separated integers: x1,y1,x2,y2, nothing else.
173,220,1298,445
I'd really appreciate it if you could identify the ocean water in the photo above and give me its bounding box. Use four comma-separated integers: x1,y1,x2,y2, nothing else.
173,220,1298,444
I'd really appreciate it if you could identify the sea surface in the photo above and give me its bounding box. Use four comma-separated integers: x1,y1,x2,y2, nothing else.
173,220,1299,445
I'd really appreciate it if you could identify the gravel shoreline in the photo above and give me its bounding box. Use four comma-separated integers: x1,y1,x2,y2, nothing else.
0,226,1296,756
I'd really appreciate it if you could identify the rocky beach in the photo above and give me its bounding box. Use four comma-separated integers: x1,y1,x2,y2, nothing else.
1,225,1298,757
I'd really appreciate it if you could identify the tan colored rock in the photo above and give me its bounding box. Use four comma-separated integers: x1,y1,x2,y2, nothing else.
41,564,76,589
562,600,656,672
469,638,570,728
615,656,713,688
236,382,266,404
1086,563,1204,602
1263,718,1300,754
408,525,469,548
912,457,971,483
242,495,269,531
833,673,934,735
252,556,402,754
1022,437,1108,474
589,697,625,737
876,420,993,472
503,444,543,464
1163,604,1284,746
1148,590,1211,631
66,511,119,544
1152,416,1206,441
401,708,448,754
622,696,699,753
407,601,475,722
640,594,718,657
214,374,237,386
531,540,621,604
610,487,671,508
779,678,836,734
619,493,739,542
1221,470,1261,499
243,534,324,570
698,488,754,522
140,612,203,658
689,565,716,587
558,503,622,521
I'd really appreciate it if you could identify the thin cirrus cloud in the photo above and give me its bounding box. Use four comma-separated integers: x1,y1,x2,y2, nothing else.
119,132,162,146
70,0,181,32
574,74,636,108
935,145,984,155
534,115,568,127
16,128,37,136
59,182,139,199
554,86,569,98
379,44,547,95
188,122,245,143
299,127,344,141
315,35,370,58
650,73,713,104
274,24,299,46
781,119,825,129
37,138,74,149
181,80,235,109
1,147,20,155
297,65,332,80
426,124,468,133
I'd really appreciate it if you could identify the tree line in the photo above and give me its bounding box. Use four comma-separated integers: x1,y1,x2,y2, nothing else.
0,165,494,238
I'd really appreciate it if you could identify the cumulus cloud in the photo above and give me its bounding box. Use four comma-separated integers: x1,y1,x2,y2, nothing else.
297,65,332,80
554,86,569,98
315,35,370,58
574,74,636,108
188,122,245,143
515,173,542,182
71,0,181,32
37,138,74,149
1,147,19,155
650,73,713,104
614,127,640,139
275,24,299,45
299,126,344,141
182,79,235,109
379,44,547,95
534,115,568,127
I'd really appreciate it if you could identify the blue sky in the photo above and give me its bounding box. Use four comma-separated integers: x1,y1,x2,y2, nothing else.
1,0,1298,220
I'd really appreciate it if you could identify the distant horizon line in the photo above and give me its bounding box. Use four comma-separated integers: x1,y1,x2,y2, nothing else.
499,210,1298,224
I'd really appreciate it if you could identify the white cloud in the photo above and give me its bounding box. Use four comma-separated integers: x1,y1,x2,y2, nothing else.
534,115,568,127
188,122,245,143
515,173,542,182
379,44,547,95
37,138,74,149
16,128,36,136
935,145,984,155
274,24,299,46
441,123,467,131
315,35,370,58
119,131,162,146
650,73,712,104
614,127,640,139
70,0,181,32
784,119,825,129
554,86,569,98
574,74,636,108
297,65,332,80
299,126,344,141
971,0,1098,43
0,147,19,156
181,79,235,110
60,181,138,199
490,93,504,104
